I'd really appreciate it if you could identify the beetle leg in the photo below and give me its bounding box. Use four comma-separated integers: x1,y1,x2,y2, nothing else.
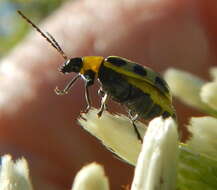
129,112,143,142
98,88,105,97
98,88,109,111
55,75,81,95
97,93,109,118
84,82,92,112
83,70,95,112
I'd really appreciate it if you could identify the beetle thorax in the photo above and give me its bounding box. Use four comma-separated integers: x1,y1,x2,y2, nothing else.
80,56,104,75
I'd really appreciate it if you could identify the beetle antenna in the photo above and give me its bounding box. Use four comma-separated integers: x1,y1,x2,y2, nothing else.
45,32,64,54
17,10,68,60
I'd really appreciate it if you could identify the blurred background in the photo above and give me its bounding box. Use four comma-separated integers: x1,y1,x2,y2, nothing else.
0,0,67,57
0,0,216,189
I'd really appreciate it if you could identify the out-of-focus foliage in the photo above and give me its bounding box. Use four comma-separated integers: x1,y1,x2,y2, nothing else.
0,0,68,57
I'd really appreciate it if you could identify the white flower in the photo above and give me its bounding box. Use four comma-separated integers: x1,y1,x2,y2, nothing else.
2,67,217,190
164,68,217,117
0,155,33,190
79,109,146,165
71,162,109,190
186,116,217,158
210,67,217,81
164,67,217,190
78,66,217,190
79,110,179,190
131,117,178,190
200,82,217,111
164,69,206,110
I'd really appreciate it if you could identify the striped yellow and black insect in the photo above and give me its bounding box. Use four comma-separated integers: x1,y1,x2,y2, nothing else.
18,11,176,141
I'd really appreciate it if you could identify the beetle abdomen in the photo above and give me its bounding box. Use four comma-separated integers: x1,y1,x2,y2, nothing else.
98,64,173,119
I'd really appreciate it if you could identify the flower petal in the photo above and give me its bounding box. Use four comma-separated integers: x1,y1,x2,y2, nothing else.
131,117,178,190
164,68,217,116
200,82,217,112
178,115,217,190
0,155,33,190
210,67,217,81
72,162,109,190
78,109,146,165
186,116,217,159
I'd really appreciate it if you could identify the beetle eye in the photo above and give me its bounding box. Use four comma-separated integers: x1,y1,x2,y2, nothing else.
59,57,83,74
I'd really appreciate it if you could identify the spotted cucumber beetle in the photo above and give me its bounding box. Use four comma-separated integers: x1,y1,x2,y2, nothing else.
18,11,176,141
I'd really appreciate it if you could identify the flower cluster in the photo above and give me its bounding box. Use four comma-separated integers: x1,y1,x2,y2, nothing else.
1,67,217,189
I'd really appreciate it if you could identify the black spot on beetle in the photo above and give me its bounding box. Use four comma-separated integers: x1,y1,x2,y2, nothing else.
133,65,147,76
155,76,169,93
106,57,127,67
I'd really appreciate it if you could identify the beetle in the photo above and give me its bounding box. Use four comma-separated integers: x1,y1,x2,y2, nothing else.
18,11,176,141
